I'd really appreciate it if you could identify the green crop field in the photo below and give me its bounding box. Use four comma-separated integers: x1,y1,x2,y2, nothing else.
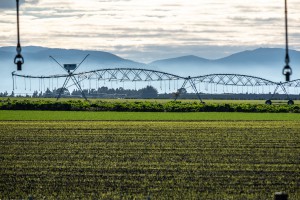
1,110,300,121
1,116,300,199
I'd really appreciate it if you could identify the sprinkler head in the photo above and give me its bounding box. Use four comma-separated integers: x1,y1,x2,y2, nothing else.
282,65,292,82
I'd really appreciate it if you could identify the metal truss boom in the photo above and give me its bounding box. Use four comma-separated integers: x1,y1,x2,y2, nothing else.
11,68,300,103
192,74,276,86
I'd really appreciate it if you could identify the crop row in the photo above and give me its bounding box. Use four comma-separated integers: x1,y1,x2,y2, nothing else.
1,121,300,199
1,98,300,112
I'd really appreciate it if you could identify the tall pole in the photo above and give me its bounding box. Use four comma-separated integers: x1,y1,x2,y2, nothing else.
16,0,20,49
14,0,24,71
282,0,292,82
285,0,289,65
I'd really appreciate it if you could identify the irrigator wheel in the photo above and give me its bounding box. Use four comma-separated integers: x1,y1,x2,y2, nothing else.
287,100,294,105
265,100,272,105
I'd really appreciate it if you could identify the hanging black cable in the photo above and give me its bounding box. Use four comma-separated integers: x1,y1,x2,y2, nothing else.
14,0,24,71
282,0,292,81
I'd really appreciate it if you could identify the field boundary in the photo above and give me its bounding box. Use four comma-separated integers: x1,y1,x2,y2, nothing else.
1,99,300,113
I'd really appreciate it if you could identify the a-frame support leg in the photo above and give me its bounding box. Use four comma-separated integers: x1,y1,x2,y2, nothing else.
56,76,71,100
70,75,88,101
189,78,204,103
280,84,291,100
174,77,204,103
174,79,188,101
56,74,89,101
266,83,294,105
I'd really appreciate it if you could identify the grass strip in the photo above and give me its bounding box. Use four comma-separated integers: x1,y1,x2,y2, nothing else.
1,110,300,121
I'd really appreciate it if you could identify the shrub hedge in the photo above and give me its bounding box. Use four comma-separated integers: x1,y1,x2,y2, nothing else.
0,98,299,113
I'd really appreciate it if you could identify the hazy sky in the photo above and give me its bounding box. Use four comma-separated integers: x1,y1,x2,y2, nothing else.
1,0,300,62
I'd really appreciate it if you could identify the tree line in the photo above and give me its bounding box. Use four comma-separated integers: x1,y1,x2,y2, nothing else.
1,86,300,100
0,86,159,99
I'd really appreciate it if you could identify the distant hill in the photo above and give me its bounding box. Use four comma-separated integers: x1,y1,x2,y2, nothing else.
0,46,148,93
150,48,300,67
149,55,211,76
215,48,300,66
0,46,146,74
149,48,300,80
151,55,210,66
1,46,300,93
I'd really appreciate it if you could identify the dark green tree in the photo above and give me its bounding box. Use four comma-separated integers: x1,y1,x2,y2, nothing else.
140,86,158,99
44,88,53,97
32,90,38,98
10,91,14,97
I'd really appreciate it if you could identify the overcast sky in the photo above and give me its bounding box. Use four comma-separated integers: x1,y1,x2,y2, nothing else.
1,0,300,62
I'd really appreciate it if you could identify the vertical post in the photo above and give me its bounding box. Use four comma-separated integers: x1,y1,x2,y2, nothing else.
285,0,289,62
282,0,292,81
274,192,288,200
16,0,20,47
12,72,15,91
14,0,24,70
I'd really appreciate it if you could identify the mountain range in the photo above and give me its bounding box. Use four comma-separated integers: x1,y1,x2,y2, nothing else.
1,46,300,93
150,48,300,77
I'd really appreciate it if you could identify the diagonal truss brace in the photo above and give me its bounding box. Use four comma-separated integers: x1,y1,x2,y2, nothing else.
269,82,291,101
49,55,89,101
175,76,204,103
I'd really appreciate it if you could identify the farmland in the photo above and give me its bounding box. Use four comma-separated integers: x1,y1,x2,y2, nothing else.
1,118,300,199
2,110,300,121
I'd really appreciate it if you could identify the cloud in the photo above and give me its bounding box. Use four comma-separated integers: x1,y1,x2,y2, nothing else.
1,0,300,62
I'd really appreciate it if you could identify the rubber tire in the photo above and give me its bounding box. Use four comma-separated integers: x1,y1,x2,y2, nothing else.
265,100,272,105
288,100,294,105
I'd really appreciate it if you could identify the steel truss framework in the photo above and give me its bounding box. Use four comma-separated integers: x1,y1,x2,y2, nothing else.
12,68,299,103
77,68,183,82
192,74,276,86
